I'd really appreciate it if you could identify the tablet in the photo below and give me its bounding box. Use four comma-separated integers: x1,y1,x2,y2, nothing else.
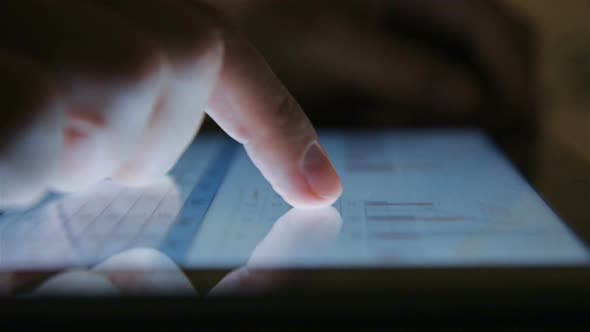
1,127,588,268
0,128,589,326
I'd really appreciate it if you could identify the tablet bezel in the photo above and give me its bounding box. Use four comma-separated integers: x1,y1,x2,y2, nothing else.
1,266,589,328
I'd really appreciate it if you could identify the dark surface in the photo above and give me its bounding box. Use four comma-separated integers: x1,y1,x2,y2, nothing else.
1,267,589,329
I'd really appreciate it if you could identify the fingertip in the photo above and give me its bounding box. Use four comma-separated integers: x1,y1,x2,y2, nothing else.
256,140,342,210
285,190,342,210
301,140,343,202
281,177,342,211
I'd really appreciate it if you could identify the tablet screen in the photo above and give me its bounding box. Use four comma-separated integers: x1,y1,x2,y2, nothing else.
0,129,588,270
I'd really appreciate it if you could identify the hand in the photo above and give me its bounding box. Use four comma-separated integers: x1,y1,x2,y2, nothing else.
0,0,342,209
210,0,536,126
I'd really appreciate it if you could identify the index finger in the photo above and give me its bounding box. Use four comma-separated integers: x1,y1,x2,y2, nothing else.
206,24,342,208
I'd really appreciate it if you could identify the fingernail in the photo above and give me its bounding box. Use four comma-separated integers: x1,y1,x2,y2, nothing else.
302,141,342,201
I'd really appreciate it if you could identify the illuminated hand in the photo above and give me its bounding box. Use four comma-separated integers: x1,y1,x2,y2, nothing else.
0,1,342,209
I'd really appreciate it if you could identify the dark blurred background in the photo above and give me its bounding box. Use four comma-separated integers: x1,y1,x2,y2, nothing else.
509,0,589,164
202,0,589,174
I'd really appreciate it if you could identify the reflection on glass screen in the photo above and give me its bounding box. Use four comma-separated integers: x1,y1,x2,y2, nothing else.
0,129,588,270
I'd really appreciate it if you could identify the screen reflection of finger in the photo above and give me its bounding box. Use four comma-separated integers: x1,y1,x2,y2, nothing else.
209,206,342,295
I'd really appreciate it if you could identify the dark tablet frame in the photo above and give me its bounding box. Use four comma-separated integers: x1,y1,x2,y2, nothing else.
1,267,589,329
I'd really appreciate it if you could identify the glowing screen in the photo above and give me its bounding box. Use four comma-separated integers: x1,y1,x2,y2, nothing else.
0,129,587,270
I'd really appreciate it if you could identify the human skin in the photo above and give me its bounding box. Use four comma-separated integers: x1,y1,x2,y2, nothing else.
0,0,342,210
